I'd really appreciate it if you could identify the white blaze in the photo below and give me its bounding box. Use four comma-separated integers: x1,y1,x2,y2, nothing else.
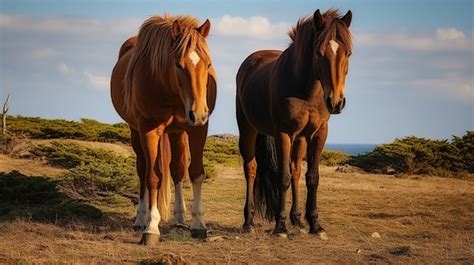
329,40,339,55
188,51,200,66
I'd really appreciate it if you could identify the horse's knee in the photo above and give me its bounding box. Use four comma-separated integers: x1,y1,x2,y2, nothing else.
244,159,257,180
305,172,319,189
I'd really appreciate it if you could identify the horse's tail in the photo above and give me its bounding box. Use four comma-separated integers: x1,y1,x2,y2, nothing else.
158,133,172,222
254,133,280,221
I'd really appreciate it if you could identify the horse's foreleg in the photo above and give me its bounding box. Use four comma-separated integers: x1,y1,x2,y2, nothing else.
290,137,306,228
169,132,188,228
138,125,164,246
274,132,292,237
131,128,148,231
305,123,328,237
187,125,208,239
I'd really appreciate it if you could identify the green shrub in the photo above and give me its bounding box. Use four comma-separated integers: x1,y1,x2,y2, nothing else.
33,142,138,197
8,116,130,143
320,150,350,166
349,132,473,177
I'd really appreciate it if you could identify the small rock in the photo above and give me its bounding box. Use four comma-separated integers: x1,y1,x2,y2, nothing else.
318,232,329,240
356,249,362,254
103,234,115,241
205,236,226,242
235,236,240,240
371,232,381,238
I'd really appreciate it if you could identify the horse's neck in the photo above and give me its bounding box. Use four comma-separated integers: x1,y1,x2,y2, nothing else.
281,45,323,102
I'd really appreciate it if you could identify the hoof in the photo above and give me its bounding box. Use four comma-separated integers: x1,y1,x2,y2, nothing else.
139,233,160,246
191,229,208,239
173,223,189,230
242,225,255,234
309,223,325,235
273,220,288,235
273,232,288,239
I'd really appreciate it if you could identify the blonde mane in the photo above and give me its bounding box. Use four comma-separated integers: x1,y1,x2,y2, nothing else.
123,14,211,113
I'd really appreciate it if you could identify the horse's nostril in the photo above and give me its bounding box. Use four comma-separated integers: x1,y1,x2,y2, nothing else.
189,111,196,123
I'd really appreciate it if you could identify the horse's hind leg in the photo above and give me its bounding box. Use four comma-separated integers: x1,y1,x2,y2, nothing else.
169,132,188,228
236,104,258,232
290,137,306,228
187,124,208,239
131,128,148,231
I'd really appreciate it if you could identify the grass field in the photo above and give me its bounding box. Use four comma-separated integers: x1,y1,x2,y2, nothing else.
0,138,473,263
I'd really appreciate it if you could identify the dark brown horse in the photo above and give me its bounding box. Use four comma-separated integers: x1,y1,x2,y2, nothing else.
110,15,217,245
236,9,352,237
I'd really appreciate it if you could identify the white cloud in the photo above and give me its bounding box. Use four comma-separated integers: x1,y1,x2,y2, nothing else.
0,13,140,36
355,27,472,52
84,71,109,91
30,48,58,59
411,77,473,103
213,15,290,40
436,28,465,41
57,63,75,75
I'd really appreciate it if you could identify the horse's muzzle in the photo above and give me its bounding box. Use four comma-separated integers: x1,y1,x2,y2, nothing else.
327,97,346,114
188,110,209,126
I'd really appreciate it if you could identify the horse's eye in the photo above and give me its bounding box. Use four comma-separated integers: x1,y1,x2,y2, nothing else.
208,63,212,69
176,63,184,69
347,52,352,58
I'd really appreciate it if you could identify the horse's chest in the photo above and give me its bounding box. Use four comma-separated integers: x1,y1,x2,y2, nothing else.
279,98,328,137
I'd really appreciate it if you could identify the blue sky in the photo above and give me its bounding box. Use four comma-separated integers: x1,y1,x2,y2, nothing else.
0,0,472,143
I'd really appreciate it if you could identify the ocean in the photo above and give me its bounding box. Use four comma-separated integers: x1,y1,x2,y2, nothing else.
324,144,377,156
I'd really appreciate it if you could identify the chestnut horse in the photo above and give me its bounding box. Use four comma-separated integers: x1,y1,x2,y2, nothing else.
236,9,352,237
110,15,217,245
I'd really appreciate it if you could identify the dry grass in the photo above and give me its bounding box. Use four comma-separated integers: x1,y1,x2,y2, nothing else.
0,150,473,263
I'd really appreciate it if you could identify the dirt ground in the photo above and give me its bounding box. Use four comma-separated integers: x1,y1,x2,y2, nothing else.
0,151,473,264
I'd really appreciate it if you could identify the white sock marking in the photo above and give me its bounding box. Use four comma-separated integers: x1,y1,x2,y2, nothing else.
191,175,206,230
188,51,200,66
133,189,149,227
173,181,186,224
329,40,339,55
144,205,161,235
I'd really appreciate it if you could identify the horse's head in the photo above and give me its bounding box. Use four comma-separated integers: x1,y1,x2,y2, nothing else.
312,9,352,114
172,19,212,126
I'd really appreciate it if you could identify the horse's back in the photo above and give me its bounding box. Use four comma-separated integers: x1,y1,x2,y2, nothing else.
236,50,281,135
236,50,281,91
111,38,138,128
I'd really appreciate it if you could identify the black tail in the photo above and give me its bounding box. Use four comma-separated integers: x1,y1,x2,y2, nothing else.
254,133,280,221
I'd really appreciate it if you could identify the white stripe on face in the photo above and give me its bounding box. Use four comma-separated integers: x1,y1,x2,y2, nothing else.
188,51,200,66
329,40,339,55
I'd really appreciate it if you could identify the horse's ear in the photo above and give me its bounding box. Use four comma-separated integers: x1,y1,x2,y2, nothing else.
313,9,323,30
171,20,183,39
341,10,352,28
197,19,211,38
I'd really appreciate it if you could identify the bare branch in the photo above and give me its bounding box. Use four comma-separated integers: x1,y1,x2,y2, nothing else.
3,93,11,114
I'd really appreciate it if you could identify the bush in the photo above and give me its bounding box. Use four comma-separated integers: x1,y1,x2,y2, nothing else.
349,132,473,177
33,142,138,197
8,116,130,143
320,150,350,166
